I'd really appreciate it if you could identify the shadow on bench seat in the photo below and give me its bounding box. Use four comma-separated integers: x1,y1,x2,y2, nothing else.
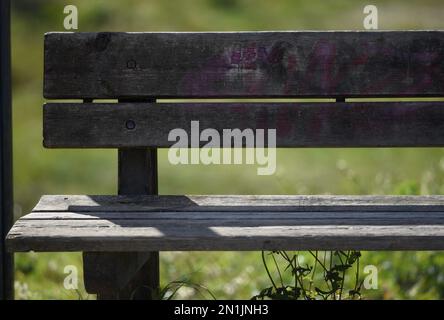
8,195,444,252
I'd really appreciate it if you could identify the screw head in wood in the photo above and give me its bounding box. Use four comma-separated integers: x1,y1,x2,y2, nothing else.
126,59,137,69
125,119,136,130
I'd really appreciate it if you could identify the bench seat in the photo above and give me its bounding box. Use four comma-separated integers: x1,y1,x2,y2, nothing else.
7,195,444,252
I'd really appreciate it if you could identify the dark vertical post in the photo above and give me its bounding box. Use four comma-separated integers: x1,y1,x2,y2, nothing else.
0,0,14,300
116,147,159,299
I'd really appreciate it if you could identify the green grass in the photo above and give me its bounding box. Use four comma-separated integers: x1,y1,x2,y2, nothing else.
10,0,444,299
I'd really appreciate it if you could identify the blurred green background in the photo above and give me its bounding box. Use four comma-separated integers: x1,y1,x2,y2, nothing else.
10,0,444,299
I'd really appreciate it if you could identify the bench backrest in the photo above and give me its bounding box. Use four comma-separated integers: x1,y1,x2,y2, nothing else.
43,31,444,148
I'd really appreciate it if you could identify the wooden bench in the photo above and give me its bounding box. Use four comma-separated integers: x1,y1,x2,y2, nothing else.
6,31,444,299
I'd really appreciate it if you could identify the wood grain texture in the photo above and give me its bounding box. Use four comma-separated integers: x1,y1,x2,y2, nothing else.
83,252,152,294
32,195,444,212
83,137,159,299
7,195,444,252
44,102,444,148
82,146,160,299
118,148,158,195
44,31,444,99
115,132,159,299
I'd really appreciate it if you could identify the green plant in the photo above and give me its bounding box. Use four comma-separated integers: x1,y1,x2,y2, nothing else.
253,250,363,300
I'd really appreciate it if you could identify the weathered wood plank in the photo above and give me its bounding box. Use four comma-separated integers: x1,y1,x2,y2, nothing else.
7,217,444,251
6,195,444,252
20,211,444,220
44,102,444,148
12,209,444,225
44,31,444,99
33,195,444,212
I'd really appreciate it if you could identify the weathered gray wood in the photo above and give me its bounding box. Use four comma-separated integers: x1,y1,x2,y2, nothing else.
83,150,159,299
116,146,158,299
7,195,444,252
44,31,444,99
118,148,157,195
82,106,159,299
7,214,444,251
43,102,444,148
83,252,152,295
20,211,444,220
32,195,444,212
117,147,159,300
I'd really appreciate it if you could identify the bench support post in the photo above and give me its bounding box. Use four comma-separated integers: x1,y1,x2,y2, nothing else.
83,252,154,299
83,145,160,299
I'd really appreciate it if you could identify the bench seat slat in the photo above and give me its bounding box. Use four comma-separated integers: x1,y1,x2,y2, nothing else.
44,102,444,148
7,195,444,252
32,195,444,212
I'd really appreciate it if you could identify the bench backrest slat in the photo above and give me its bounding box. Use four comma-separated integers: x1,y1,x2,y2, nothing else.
44,31,444,99
44,102,444,148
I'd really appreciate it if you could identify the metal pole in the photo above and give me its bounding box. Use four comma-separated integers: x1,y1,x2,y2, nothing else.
0,0,14,300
